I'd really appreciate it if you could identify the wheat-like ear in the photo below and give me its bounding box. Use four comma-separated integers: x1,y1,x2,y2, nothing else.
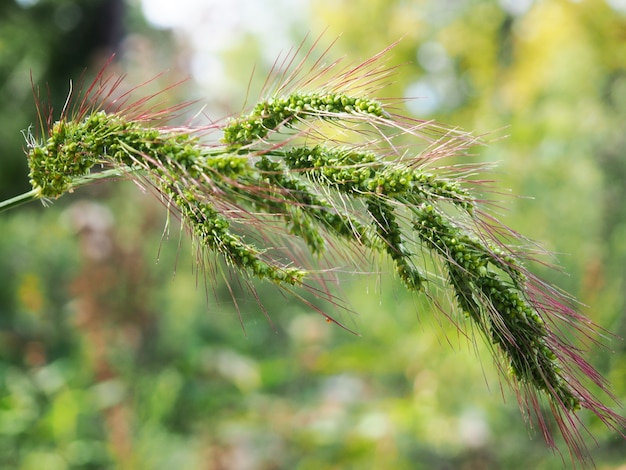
20,39,625,466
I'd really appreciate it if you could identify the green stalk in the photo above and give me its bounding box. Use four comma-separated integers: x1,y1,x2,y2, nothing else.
0,189,41,213
0,168,132,214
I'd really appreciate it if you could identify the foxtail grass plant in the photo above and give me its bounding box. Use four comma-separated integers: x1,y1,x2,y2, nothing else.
2,41,624,466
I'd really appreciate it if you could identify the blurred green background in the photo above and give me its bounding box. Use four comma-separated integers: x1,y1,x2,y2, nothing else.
1,0,625,468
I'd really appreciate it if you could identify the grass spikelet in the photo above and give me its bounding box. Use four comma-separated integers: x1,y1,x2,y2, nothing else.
19,39,625,466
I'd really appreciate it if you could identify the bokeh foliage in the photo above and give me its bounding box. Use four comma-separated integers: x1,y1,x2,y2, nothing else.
1,0,625,468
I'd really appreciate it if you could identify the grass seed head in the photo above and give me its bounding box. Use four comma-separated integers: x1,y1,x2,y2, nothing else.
22,39,625,465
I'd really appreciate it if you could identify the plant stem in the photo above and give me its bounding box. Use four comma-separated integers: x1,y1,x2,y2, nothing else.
0,189,41,213
0,168,132,214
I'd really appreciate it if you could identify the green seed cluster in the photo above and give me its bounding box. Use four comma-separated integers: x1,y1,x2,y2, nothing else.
202,154,252,178
367,199,426,291
27,122,94,197
21,65,622,460
29,112,125,197
254,156,372,254
222,92,387,147
174,189,306,285
413,203,579,411
28,111,306,288
283,146,473,210
24,85,598,434
27,111,191,197
28,111,238,199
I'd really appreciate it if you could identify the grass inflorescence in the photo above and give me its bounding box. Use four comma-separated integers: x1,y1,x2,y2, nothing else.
223,92,388,148
17,40,625,466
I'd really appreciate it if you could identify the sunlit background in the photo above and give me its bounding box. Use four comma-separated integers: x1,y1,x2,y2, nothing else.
1,0,625,468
